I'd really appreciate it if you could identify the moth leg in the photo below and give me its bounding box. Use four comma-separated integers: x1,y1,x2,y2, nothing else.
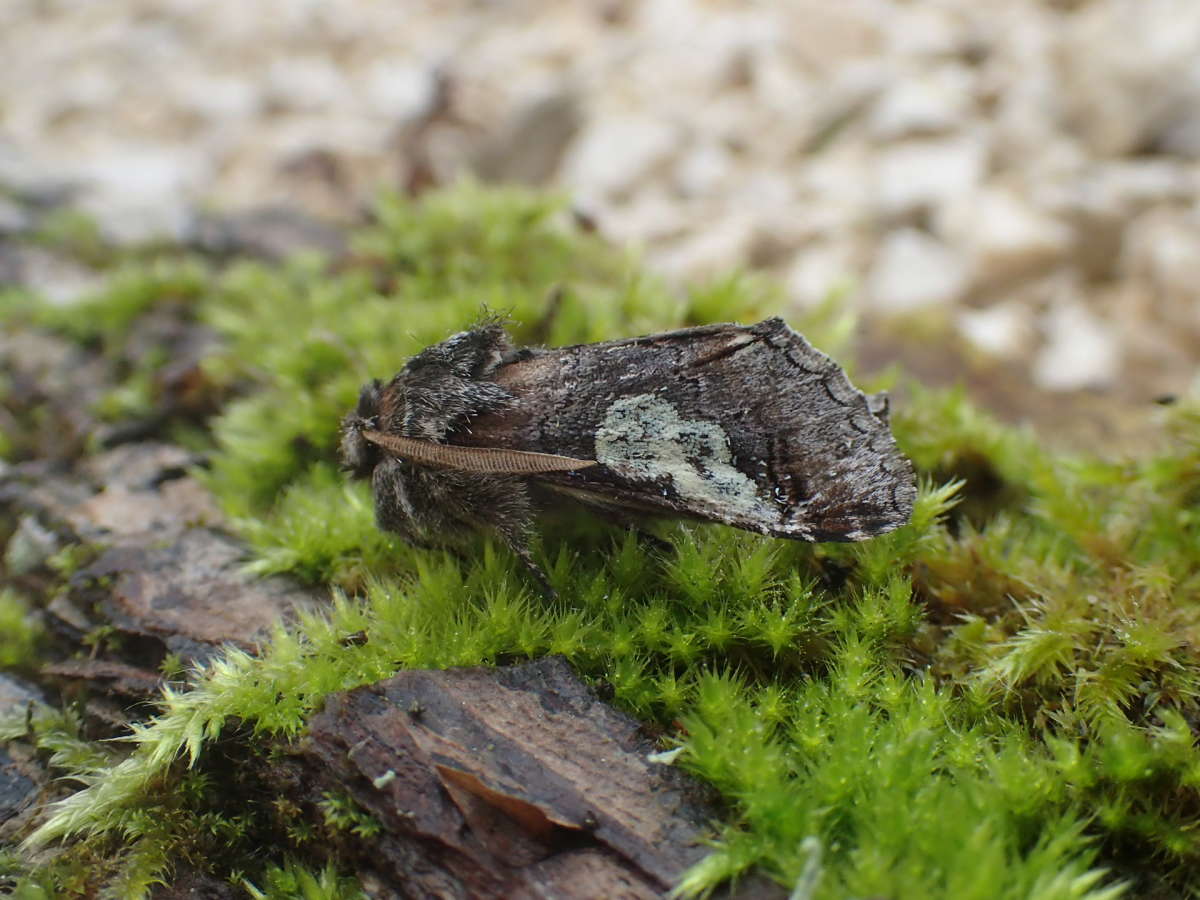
448,473,557,600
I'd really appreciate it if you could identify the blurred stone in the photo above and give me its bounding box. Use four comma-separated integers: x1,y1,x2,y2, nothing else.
0,141,76,208
0,246,104,306
0,197,31,234
1041,160,1198,281
874,135,987,220
264,55,351,112
885,3,961,58
471,90,582,186
784,241,858,309
654,214,756,281
941,186,1072,290
801,60,887,152
0,0,1197,421
1121,209,1200,313
3,514,61,576
956,302,1031,359
674,141,736,199
867,228,967,313
563,114,680,200
1033,295,1121,391
0,744,40,835
1059,0,1200,157
363,61,436,120
77,147,206,243
597,189,687,246
0,673,44,715
868,65,974,141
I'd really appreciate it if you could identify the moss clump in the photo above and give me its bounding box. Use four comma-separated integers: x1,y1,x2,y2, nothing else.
5,183,1200,897
0,589,42,670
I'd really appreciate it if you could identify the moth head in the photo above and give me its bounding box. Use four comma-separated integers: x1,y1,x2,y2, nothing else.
339,379,384,479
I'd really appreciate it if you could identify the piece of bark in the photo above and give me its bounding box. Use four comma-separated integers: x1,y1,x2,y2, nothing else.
42,659,163,699
0,672,45,716
0,330,109,462
289,657,782,899
75,527,318,663
0,444,217,547
0,744,40,838
0,673,49,840
1,443,319,666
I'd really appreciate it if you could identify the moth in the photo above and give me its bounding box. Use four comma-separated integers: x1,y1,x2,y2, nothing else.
339,317,916,595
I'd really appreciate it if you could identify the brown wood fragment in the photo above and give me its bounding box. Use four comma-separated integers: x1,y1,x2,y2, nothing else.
1,443,320,666
76,527,318,662
0,674,49,840
289,657,776,899
42,659,164,698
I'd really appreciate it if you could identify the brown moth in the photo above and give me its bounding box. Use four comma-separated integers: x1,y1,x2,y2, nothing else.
339,317,916,595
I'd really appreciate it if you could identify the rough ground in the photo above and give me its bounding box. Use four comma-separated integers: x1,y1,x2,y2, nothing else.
2,0,1198,447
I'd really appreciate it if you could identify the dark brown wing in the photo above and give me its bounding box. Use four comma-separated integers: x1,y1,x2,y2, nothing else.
453,318,915,541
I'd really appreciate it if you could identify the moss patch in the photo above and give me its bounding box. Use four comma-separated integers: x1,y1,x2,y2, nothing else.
3,183,1199,897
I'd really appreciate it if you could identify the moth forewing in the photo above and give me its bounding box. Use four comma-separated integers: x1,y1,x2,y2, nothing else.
456,317,916,542
340,317,916,595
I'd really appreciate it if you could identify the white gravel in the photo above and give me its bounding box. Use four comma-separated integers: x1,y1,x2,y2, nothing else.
2,0,1197,398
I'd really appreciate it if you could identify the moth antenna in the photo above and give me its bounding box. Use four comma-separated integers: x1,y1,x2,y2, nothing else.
362,430,598,474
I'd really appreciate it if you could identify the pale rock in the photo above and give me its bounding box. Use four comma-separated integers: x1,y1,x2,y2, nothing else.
885,4,960,58
0,140,75,204
866,228,968,313
7,247,105,306
874,134,988,220
561,114,680,199
868,65,975,141
0,197,30,234
1033,298,1121,391
1059,0,1200,157
76,147,208,243
940,186,1072,289
781,2,883,67
626,3,777,93
594,189,688,246
801,59,889,151
172,71,260,121
264,55,351,112
674,142,736,199
4,515,60,576
1038,160,1198,279
472,91,582,186
741,211,809,268
1121,210,1200,309
797,147,873,230
956,302,1030,359
364,61,436,121
785,241,859,309
652,214,757,282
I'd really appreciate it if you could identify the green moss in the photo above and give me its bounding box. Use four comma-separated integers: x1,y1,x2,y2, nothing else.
243,860,365,900
0,589,43,670
10,184,1200,897
317,792,382,840
29,209,108,268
